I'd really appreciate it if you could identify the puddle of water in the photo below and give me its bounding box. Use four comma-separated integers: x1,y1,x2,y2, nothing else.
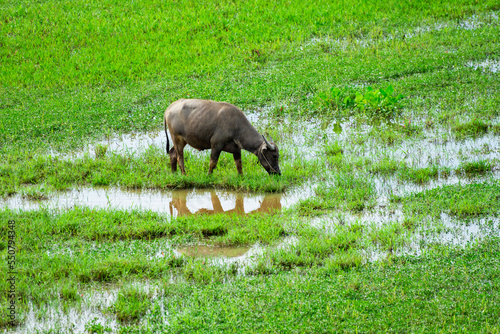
301,11,499,52
177,245,251,258
466,59,500,73
1,187,308,217
312,204,500,263
10,290,119,334
354,126,500,170
373,173,500,204
8,281,168,334
437,213,500,246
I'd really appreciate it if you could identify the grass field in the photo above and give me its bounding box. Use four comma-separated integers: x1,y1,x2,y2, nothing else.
1,0,500,332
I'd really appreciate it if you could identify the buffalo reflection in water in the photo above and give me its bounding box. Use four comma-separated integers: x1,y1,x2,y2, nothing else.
169,190,282,217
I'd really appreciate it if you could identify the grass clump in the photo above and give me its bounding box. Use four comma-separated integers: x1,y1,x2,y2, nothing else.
84,318,113,334
252,225,363,272
59,283,80,302
19,185,51,201
396,119,423,136
324,140,343,156
369,157,405,175
456,160,494,176
298,173,376,215
369,221,410,252
182,259,226,284
323,249,365,272
398,165,440,184
94,144,108,159
400,181,500,219
110,287,151,323
452,119,490,139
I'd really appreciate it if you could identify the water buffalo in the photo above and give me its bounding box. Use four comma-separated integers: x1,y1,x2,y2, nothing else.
164,99,281,175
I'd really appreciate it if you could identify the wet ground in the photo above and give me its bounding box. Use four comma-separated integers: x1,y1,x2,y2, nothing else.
5,110,500,250
4,8,500,334
4,70,500,334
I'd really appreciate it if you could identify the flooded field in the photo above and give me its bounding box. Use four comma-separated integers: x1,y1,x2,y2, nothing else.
2,4,500,332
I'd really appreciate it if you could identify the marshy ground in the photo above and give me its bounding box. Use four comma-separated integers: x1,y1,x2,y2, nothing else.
1,1,500,332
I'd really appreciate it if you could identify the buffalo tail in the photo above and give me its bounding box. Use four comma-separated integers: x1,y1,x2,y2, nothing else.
164,117,170,154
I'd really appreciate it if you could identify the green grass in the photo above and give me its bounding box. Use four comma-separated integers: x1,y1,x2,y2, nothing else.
298,173,376,215
324,140,343,157
0,207,286,326
250,224,364,272
3,0,498,89
457,159,495,176
0,146,313,196
2,1,500,153
111,286,151,323
369,157,406,175
140,238,500,333
398,181,500,219
452,119,500,139
398,165,440,184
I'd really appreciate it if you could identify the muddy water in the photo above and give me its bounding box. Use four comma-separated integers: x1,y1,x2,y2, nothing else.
177,245,251,258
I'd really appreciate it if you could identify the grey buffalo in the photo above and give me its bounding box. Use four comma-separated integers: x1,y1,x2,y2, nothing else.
163,99,281,175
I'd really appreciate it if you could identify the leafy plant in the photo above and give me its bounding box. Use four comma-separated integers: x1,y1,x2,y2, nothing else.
315,86,357,111
354,85,404,118
316,84,403,118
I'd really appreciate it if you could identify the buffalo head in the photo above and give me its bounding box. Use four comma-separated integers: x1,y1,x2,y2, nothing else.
257,135,281,175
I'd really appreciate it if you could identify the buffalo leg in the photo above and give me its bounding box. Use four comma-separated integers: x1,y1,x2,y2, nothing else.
177,149,186,175
233,150,243,175
174,142,187,175
208,146,223,174
169,147,177,172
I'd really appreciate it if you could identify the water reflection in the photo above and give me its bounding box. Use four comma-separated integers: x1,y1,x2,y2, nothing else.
169,190,282,217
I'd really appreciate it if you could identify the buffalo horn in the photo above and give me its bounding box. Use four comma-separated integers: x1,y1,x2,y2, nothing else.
262,135,276,151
